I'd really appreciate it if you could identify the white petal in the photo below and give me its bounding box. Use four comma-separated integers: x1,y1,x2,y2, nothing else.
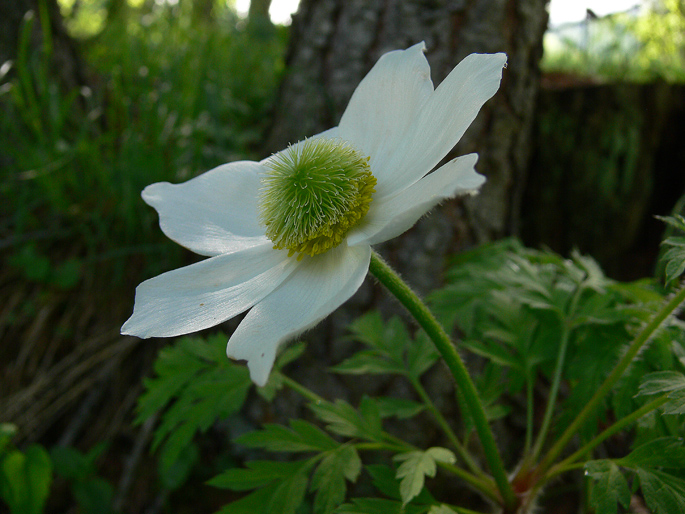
337,42,434,197
143,161,267,257
121,242,298,338
375,52,506,197
347,154,483,246
226,244,371,386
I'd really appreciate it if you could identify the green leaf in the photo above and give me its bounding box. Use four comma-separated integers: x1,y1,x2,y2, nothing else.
268,469,310,514
215,486,273,514
427,505,461,514
137,334,252,473
310,446,361,514
657,215,685,283
346,311,387,350
459,339,521,370
638,468,685,514
136,340,213,424
211,460,314,514
0,424,17,455
366,464,403,501
636,371,685,415
51,446,89,481
158,442,198,491
347,313,410,364
584,460,631,514
405,332,439,379
657,214,685,233
365,464,435,505
0,445,53,514
394,448,455,505
375,397,425,420
275,340,307,369
310,397,382,441
331,350,406,376
663,244,685,284
208,460,308,491
335,497,425,514
620,437,685,470
235,420,338,453
637,371,685,396
72,477,115,514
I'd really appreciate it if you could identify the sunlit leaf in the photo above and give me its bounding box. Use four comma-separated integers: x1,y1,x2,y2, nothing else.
394,448,455,505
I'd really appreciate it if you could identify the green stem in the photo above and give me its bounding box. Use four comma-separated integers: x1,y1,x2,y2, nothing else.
545,395,669,481
369,251,517,509
531,324,572,461
409,375,484,477
524,371,534,456
532,281,583,462
538,283,685,473
279,373,325,403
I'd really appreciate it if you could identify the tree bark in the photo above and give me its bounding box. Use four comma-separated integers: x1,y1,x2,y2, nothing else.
257,0,551,458
266,0,549,292
248,0,273,23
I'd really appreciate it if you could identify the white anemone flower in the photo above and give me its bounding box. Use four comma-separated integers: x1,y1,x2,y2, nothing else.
122,42,507,386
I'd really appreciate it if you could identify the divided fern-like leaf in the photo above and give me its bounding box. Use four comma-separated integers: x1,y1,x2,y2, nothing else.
636,371,685,415
309,396,383,441
334,312,438,382
136,333,252,472
394,448,456,506
235,420,338,453
637,468,685,514
584,460,631,514
211,458,316,514
310,445,362,514
656,215,685,284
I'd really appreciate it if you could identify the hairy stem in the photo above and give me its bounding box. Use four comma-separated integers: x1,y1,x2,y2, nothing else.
369,251,517,509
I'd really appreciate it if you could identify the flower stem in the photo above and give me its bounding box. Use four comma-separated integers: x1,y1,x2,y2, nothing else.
538,282,685,473
369,251,517,509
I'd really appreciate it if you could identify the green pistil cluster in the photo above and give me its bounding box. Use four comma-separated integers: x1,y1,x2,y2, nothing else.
259,138,376,259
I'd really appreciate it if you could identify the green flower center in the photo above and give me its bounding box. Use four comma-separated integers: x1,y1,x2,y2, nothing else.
258,138,376,259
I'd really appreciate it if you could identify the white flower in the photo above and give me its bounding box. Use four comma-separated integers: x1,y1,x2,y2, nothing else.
121,42,507,386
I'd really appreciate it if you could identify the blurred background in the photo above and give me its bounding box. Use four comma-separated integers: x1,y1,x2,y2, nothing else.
1,0,684,512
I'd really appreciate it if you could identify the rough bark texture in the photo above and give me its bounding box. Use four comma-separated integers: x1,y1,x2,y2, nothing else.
266,0,549,294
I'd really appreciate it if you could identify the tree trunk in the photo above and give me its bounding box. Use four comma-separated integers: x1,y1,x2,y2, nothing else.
257,1,550,459
266,0,549,293
248,0,273,23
